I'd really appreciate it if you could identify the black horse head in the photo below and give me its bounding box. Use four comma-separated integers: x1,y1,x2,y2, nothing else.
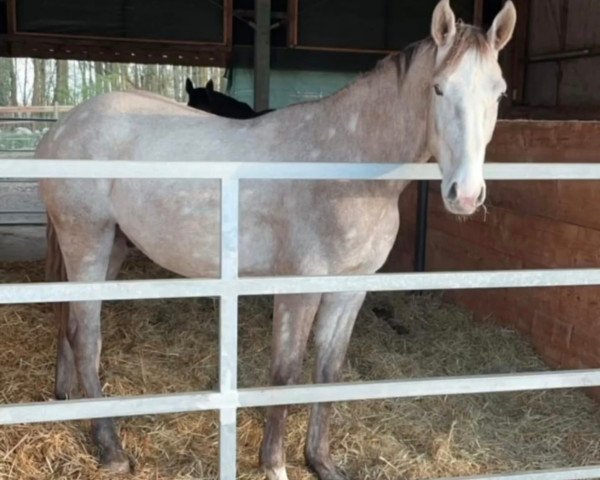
185,78,273,119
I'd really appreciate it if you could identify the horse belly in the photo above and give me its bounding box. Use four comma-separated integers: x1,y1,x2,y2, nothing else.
110,180,221,278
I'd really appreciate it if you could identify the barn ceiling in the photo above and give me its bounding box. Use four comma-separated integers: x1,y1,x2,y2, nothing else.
0,0,479,69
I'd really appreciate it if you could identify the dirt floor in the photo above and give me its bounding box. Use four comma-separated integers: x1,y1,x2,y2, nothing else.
1,259,599,479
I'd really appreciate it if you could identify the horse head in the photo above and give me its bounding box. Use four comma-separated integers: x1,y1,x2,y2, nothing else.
185,78,210,112
427,0,516,215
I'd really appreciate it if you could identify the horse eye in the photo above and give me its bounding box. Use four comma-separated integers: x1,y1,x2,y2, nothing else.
434,84,443,96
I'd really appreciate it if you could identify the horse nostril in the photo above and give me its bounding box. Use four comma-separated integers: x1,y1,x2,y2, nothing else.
477,186,485,204
447,182,458,201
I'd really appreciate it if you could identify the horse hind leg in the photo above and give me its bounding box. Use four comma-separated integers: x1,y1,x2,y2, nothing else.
51,223,129,400
305,291,366,480
259,293,321,480
50,216,130,473
46,216,78,400
106,227,129,281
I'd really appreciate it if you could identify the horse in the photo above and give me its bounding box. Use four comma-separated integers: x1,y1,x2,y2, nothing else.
37,1,516,478
186,77,273,119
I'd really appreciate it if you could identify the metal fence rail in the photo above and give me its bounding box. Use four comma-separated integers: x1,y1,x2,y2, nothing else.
1,159,600,480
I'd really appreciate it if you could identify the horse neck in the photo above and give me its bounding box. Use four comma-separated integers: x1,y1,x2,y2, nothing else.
324,45,435,164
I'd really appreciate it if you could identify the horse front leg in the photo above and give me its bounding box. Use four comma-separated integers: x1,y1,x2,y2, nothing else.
306,291,366,480
260,293,321,480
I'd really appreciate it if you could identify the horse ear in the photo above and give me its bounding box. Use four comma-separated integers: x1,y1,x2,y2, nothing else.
431,0,456,47
206,79,214,92
185,78,194,94
487,0,517,51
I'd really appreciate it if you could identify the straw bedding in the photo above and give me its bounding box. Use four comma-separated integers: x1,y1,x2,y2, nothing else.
1,258,599,479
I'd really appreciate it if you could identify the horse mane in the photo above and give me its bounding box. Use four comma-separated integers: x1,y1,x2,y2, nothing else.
282,22,492,112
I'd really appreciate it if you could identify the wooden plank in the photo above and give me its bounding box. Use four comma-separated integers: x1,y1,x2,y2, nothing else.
426,227,524,271
428,195,600,269
489,120,600,162
485,180,600,231
505,105,600,120
444,288,537,333
0,35,231,68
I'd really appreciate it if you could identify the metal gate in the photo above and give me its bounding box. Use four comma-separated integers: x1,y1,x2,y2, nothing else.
1,158,600,480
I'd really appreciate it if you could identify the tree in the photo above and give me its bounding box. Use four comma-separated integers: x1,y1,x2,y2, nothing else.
32,59,47,106
53,60,70,105
10,59,18,105
0,58,15,106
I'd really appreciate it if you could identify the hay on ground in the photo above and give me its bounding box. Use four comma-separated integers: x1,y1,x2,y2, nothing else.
0,259,599,479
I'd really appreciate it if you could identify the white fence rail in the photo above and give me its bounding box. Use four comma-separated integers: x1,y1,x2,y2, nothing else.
1,159,600,480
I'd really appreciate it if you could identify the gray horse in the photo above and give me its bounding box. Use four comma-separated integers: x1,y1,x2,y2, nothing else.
37,1,516,478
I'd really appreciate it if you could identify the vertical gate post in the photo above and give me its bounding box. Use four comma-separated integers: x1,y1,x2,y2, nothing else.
219,177,240,479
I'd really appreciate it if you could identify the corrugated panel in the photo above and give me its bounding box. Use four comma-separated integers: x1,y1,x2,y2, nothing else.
0,181,44,213
229,68,356,109
0,226,45,261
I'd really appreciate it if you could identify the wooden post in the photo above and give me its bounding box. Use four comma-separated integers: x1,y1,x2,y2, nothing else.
254,0,271,111
287,0,298,47
6,0,17,34
509,0,530,106
473,0,484,26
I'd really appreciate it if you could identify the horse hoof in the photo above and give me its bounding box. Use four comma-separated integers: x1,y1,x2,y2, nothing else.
308,461,349,480
264,466,290,480
100,450,131,474
54,385,78,400
54,392,68,401
320,470,348,480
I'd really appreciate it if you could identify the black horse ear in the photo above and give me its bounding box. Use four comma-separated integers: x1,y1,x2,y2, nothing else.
206,79,214,92
185,78,194,94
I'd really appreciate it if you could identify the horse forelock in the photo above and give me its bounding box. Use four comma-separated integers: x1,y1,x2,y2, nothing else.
434,23,494,77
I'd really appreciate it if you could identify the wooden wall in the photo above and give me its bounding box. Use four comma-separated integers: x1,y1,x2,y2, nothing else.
525,0,600,110
386,120,600,392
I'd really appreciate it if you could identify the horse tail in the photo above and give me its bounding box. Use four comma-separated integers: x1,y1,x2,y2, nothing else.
45,215,69,327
